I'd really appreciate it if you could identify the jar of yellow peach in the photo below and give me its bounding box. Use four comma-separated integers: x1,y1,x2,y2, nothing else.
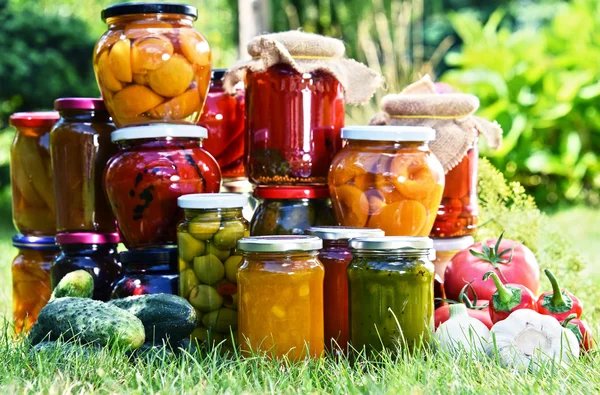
329,126,444,236
93,3,212,127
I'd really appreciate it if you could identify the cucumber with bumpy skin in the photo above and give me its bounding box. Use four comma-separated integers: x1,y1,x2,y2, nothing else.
28,297,145,350
109,294,197,343
50,270,94,300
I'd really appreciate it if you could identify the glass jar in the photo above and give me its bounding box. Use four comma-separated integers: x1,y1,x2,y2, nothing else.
432,236,474,280
12,235,59,333
94,3,212,127
51,98,117,233
104,125,221,249
250,186,336,236
246,64,345,185
51,233,122,301
177,194,249,346
431,133,478,237
9,112,59,235
305,226,384,353
329,126,444,236
111,248,178,298
348,236,435,352
198,69,246,180
238,236,324,359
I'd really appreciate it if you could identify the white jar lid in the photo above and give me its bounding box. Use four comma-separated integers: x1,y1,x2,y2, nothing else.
178,193,248,209
341,125,436,142
238,236,323,252
112,124,208,142
432,236,475,252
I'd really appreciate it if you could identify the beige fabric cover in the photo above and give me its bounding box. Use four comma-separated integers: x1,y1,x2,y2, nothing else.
370,75,502,173
224,30,382,105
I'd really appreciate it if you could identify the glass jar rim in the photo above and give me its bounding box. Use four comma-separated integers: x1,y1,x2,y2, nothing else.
341,126,436,142
101,2,198,22
178,193,248,209
349,236,433,251
119,247,177,267
432,236,475,252
12,234,59,250
54,98,107,112
111,124,207,142
253,186,330,199
306,226,384,241
9,111,59,128
238,236,322,252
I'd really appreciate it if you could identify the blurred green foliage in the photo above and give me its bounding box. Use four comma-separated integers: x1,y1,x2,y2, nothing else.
442,0,600,208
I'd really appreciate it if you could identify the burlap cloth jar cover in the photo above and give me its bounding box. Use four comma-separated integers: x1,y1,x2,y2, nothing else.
370,75,502,173
224,31,382,104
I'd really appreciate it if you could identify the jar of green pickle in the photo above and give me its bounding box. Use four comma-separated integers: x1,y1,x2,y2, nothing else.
348,236,434,353
177,193,249,347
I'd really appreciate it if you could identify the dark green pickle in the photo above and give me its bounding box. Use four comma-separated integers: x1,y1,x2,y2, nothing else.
348,237,434,353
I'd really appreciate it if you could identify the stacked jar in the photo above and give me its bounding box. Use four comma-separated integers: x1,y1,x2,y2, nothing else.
91,2,223,301
9,111,60,332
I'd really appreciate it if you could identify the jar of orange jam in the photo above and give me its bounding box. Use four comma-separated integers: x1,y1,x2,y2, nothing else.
237,236,324,359
94,3,212,127
12,235,59,333
329,126,444,236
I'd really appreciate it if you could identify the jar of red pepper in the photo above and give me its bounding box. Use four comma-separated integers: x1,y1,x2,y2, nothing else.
305,226,384,353
104,124,221,249
431,131,478,237
198,69,245,181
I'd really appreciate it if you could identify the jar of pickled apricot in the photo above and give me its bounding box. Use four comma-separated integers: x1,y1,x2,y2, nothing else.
177,193,249,348
432,236,474,279
51,233,122,301
431,133,478,237
329,126,444,236
250,186,336,236
305,226,384,353
348,236,435,352
94,3,211,127
12,235,59,333
111,248,179,298
238,236,325,359
51,98,117,233
104,125,221,249
9,112,59,235
198,69,245,181
246,64,345,185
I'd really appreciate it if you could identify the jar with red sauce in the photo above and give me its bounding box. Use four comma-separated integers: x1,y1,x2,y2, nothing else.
431,133,478,238
305,226,384,353
104,124,221,249
198,69,245,181
246,64,345,185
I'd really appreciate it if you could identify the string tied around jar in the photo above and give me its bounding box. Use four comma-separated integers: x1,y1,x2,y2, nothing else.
224,30,383,105
370,75,503,173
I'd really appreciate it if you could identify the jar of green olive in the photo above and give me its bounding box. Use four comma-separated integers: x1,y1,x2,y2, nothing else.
348,236,434,353
177,193,249,347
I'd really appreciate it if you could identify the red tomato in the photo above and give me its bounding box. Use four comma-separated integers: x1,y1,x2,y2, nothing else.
434,300,493,329
444,235,540,301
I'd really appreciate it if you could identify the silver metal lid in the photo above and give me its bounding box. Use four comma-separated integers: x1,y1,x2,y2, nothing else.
341,126,436,142
238,236,323,252
432,236,474,252
178,193,248,209
305,226,385,241
349,236,433,251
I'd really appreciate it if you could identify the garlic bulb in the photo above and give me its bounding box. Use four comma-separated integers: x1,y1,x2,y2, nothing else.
487,309,580,371
434,304,491,356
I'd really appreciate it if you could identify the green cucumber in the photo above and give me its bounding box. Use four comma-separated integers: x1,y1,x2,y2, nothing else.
109,294,197,343
28,297,145,350
50,270,94,300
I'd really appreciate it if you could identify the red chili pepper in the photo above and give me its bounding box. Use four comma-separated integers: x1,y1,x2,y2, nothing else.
434,283,493,329
483,271,537,323
536,269,583,321
562,314,595,352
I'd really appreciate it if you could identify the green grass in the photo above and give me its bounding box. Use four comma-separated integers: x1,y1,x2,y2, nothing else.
0,208,599,393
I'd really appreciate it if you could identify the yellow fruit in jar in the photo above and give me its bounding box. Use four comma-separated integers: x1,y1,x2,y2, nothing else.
332,184,369,227
148,54,194,97
124,21,173,40
367,200,427,236
132,73,149,86
111,84,164,118
131,35,174,74
109,39,132,82
148,89,200,120
179,29,211,66
97,51,123,92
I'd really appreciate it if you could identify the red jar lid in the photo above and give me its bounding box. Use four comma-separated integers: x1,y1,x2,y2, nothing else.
253,186,330,199
9,112,59,128
56,232,120,245
54,98,107,111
